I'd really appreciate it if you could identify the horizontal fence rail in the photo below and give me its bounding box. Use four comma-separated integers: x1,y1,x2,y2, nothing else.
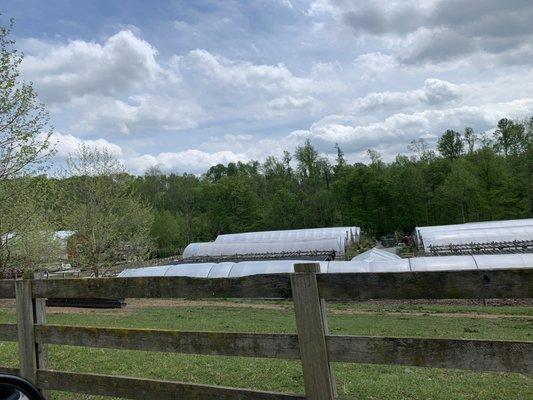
317,268,533,300
9,267,530,300
1,323,530,374
32,274,293,299
326,336,532,373
0,280,15,298
37,370,306,400
35,325,302,360
0,265,531,399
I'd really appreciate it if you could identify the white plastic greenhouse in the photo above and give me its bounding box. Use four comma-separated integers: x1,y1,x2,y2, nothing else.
215,226,360,245
416,218,533,250
183,238,345,259
351,247,401,262
118,253,533,278
418,225,533,252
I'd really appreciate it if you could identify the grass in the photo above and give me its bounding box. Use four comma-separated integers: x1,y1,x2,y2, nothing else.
0,300,531,399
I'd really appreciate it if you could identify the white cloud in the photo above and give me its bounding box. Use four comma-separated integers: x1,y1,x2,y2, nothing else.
21,32,333,135
50,132,123,158
22,30,204,136
344,78,460,113
353,52,398,74
176,49,330,119
48,132,250,175
22,30,160,103
267,96,318,111
182,49,318,93
330,0,533,67
127,149,249,174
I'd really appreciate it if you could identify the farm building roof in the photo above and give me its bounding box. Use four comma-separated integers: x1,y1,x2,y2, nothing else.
351,247,401,262
183,238,346,259
119,253,533,278
215,226,359,245
415,218,533,252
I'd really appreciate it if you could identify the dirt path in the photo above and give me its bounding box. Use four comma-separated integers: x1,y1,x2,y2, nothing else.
1,298,531,319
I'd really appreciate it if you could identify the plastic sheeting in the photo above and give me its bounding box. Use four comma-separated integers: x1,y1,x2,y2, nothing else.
119,253,533,278
351,248,401,262
416,218,533,247
419,225,533,251
183,238,345,259
416,218,533,237
215,226,359,245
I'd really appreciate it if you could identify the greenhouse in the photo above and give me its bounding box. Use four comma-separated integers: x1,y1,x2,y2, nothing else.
214,226,360,245
183,237,346,259
419,225,533,252
119,253,533,278
416,219,533,244
350,247,401,262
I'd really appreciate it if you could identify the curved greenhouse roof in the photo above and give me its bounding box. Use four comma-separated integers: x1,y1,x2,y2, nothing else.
416,218,533,245
183,238,345,259
215,226,359,245
419,225,533,252
119,253,533,279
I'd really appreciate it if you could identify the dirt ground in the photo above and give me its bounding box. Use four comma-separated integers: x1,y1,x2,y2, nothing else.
1,298,531,319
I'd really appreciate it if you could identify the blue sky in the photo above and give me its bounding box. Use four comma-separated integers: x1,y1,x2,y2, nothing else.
2,0,533,173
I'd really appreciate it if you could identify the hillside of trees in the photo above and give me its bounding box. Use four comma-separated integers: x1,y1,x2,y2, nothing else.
37,117,532,258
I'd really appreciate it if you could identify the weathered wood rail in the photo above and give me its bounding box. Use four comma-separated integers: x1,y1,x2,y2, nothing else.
0,266,531,399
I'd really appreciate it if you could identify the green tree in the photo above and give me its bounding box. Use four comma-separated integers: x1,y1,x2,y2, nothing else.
0,17,56,272
493,118,526,156
150,210,183,257
463,127,476,154
437,129,464,159
438,159,481,223
66,145,153,276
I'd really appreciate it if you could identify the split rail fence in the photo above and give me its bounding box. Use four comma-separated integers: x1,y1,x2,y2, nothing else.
0,264,532,399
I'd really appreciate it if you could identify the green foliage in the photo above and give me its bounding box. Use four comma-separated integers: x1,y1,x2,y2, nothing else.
64,145,153,275
437,129,464,159
493,118,527,156
150,210,184,258
0,17,56,271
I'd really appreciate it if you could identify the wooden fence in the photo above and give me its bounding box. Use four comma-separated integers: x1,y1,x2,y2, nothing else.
0,264,531,399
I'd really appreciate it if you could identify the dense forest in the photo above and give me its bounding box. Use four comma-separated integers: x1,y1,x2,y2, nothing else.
38,116,533,258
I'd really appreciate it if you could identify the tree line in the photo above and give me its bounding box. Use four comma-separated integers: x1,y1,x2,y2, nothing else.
129,118,532,257
1,16,532,273
45,118,533,260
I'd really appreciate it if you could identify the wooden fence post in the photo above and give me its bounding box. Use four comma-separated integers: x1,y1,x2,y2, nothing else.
291,263,336,400
15,280,37,384
34,272,50,399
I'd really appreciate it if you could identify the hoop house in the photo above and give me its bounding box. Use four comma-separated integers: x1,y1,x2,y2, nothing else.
119,253,533,278
215,226,359,245
183,238,345,259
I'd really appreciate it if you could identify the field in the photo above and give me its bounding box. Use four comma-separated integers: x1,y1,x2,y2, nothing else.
0,299,531,399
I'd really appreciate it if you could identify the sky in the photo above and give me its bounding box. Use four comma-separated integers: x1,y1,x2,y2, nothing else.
2,0,533,174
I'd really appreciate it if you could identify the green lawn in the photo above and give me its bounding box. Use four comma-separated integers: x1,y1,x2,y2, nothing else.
0,301,531,399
